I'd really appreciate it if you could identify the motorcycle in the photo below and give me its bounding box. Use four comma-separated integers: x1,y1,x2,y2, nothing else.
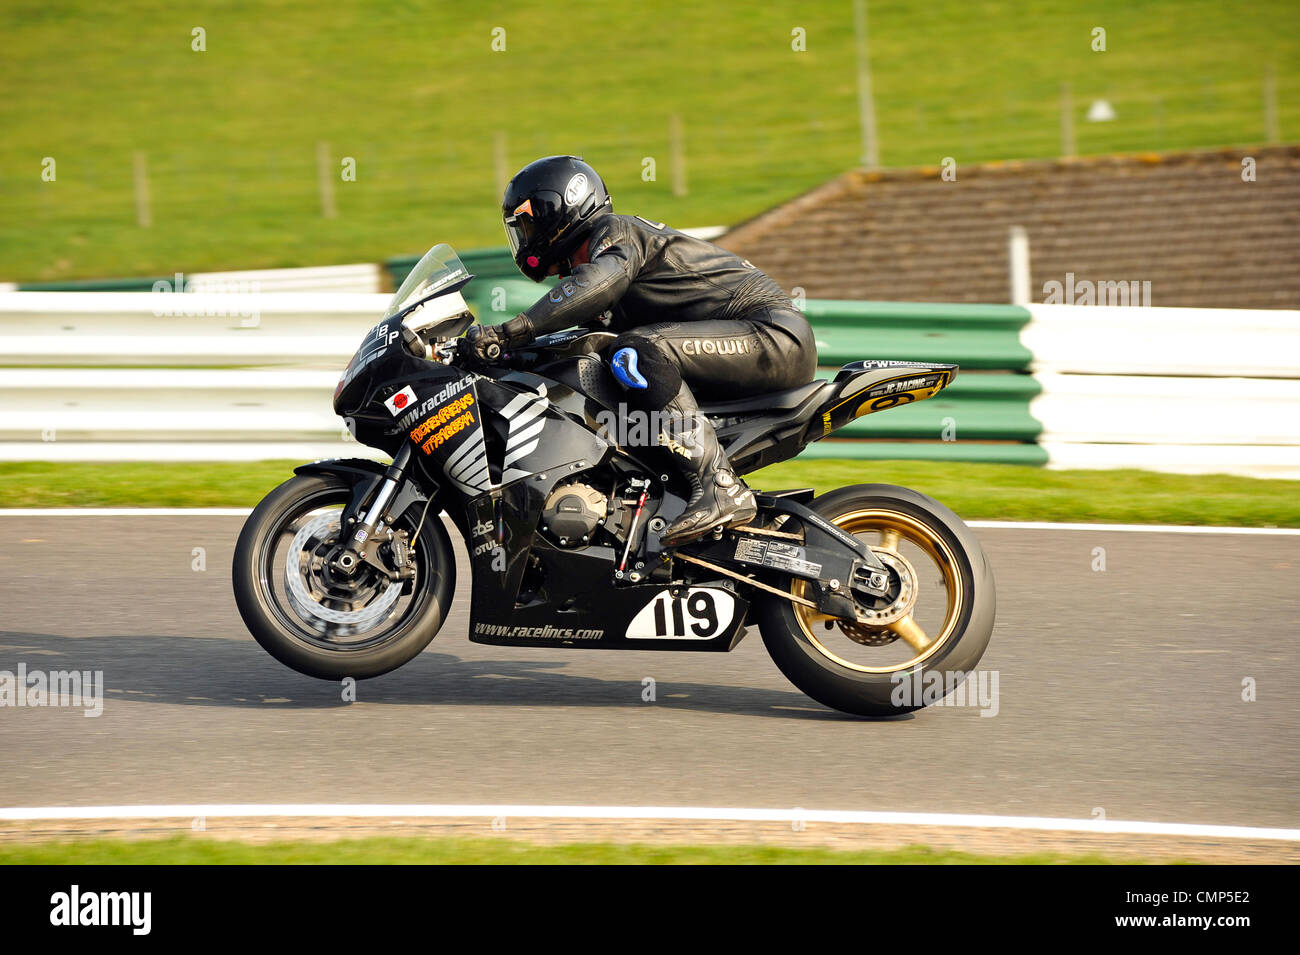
233,244,995,716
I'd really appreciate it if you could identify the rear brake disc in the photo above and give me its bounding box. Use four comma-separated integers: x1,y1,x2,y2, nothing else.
839,547,918,644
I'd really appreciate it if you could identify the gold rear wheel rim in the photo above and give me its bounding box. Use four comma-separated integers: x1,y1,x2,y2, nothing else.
792,508,964,673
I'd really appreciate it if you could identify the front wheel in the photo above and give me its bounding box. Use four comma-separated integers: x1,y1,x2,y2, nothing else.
232,473,456,680
756,484,996,717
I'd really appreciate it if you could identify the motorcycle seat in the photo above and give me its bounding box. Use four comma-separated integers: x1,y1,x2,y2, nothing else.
700,380,832,417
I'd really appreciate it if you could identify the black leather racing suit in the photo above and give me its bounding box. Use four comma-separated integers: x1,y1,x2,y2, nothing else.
515,213,817,403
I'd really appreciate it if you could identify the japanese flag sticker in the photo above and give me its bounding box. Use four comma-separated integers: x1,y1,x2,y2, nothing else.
384,385,417,416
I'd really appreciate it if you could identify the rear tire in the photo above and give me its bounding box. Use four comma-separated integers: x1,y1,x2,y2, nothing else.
232,473,456,680
757,484,995,717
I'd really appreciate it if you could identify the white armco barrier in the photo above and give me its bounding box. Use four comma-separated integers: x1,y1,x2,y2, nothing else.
1040,442,1300,479
0,292,388,365
1,291,1298,474
1030,374,1300,446
1022,305,1300,378
1020,304,1300,478
0,442,385,462
185,263,382,294
0,369,341,442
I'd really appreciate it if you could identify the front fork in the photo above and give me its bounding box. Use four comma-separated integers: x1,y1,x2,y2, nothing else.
332,444,419,580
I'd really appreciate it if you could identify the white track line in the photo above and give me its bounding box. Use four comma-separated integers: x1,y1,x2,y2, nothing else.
968,520,1300,536
1,805,1296,841
0,508,253,517
0,510,1296,535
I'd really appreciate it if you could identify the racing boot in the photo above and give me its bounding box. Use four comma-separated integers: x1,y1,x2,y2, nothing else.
658,383,757,548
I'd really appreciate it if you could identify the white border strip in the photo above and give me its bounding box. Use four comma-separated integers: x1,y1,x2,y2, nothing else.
1,510,1296,536
0,804,1296,841
968,520,1300,536
0,508,253,517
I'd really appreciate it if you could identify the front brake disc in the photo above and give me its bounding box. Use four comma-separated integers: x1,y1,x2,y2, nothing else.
284,513,402,635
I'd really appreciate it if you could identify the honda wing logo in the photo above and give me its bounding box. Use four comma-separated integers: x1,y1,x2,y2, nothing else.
500,384,549,483
442,383,550,495
443,427,493,496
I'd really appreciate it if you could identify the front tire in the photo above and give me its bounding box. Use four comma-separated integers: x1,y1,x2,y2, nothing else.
757,484,995,717
232,473,456,680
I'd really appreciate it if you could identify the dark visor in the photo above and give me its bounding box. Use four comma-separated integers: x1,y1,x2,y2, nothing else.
503,190,563,254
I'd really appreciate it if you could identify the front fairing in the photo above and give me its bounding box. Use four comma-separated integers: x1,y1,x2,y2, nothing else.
334,322,471,456
334,243,476,427
332,241,610,508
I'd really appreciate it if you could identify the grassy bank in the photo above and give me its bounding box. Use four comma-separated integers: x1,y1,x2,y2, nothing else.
3,0,1296,281
2,459,1296,527
0,834,1143,865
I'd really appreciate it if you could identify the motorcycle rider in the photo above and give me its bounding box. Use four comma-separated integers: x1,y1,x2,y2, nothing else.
465,155,817,546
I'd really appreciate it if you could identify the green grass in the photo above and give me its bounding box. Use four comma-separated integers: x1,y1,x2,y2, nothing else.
3,458,1296,527
0,834,1145,865
2,0,1296,281
758,459,1300,527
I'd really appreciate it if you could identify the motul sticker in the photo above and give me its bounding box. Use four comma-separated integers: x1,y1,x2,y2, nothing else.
384,385,417,416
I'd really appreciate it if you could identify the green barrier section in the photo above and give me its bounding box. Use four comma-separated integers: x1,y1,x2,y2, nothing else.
468,280,552,321
386,248,550,320
795,440,1049,466
813,369,1043,442
383,252,1043,454
803,300,1033,371
386,247,523,287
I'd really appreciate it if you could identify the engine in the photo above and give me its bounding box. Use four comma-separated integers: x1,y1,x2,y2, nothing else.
539,482,609,547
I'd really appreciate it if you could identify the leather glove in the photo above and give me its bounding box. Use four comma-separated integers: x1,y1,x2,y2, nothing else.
464,314,534,362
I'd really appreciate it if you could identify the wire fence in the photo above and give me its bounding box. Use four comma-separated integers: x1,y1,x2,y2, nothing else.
1,73,1289,237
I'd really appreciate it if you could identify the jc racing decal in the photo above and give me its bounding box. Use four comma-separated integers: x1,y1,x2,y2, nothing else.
625,588,736,640
824,369,953,421
856,373,945,416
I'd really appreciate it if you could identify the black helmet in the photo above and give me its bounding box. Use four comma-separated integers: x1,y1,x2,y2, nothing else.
502,155,612,282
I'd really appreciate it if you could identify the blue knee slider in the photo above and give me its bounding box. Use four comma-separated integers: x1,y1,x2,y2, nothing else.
611,347,649,390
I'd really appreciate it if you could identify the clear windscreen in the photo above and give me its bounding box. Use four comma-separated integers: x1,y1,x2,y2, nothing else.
383,243,471,321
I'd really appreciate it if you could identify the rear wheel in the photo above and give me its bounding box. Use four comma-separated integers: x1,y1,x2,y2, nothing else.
232,474,455,680
757,484,995,716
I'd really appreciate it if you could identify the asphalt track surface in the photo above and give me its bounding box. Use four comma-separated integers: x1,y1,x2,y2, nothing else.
1,513,1297,833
